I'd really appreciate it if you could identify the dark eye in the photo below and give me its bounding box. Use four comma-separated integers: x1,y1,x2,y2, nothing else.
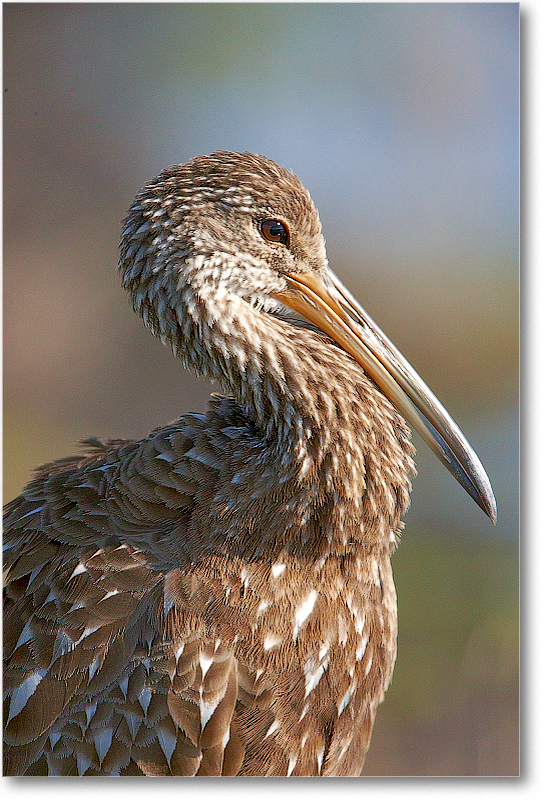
260,219,290,247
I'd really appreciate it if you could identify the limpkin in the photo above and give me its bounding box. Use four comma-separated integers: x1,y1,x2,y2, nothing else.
3,151,496,776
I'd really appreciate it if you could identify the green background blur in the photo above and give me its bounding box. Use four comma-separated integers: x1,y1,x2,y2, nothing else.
3,3,518,775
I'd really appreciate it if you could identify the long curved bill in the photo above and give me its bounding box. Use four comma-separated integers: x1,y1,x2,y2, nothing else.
273,269,497,524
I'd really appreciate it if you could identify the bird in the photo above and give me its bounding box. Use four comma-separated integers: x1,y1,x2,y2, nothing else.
3,151,496,776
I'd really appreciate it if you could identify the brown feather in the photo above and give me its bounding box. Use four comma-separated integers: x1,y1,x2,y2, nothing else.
3,151,429,775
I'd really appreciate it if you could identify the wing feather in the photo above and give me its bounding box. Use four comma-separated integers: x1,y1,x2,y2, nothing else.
3,415,248,775
4,399,388,775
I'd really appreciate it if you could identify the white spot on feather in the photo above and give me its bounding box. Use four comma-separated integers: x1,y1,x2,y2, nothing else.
175,644,185,662
317,746,325,772
7,670,46,722
69,562,88,579
265,719,281,739
338,615,348,647
94,727,113,763
157,728,177,763
27,564,44,585
287,754,298,776
264,633,282,651
200,691,220,729
257,600,270,616
271,562,285,578
138,687,152,713
49,731,61,749
88,657,101,681
338,742,350,762
364,650,373,676
164,586,175,618
15,619,33,649
356,634,369,661
337,684,355,717
303,655,329,698
293,589,318,640
77,752,92,775
353,610,365,635
298,456,311,480
200,653,213,677
240,568,250,588
100,590,119,601
16,505,44,522
318,642,329,661
125,713,140,739
76,625,100,644
85,700,98,726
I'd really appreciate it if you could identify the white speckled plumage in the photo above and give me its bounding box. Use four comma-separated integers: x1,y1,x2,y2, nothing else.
3,151,495,776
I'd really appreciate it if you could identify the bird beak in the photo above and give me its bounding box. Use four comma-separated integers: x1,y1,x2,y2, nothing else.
274,269,497,524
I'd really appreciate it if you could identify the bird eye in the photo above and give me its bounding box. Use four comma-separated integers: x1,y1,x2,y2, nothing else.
260,219,290,247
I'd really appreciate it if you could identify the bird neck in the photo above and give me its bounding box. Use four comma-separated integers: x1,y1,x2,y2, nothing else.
180,289,356,455
174,290,413,550
131,280,414,556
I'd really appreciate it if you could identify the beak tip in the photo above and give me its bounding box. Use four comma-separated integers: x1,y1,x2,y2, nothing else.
488,498,498,527
477,484,497,525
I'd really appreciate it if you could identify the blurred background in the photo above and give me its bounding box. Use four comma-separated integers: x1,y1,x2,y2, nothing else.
3,3,518,776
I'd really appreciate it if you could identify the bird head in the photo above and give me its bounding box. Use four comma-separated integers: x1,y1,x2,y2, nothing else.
119,151,496,524
120,151,328,321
